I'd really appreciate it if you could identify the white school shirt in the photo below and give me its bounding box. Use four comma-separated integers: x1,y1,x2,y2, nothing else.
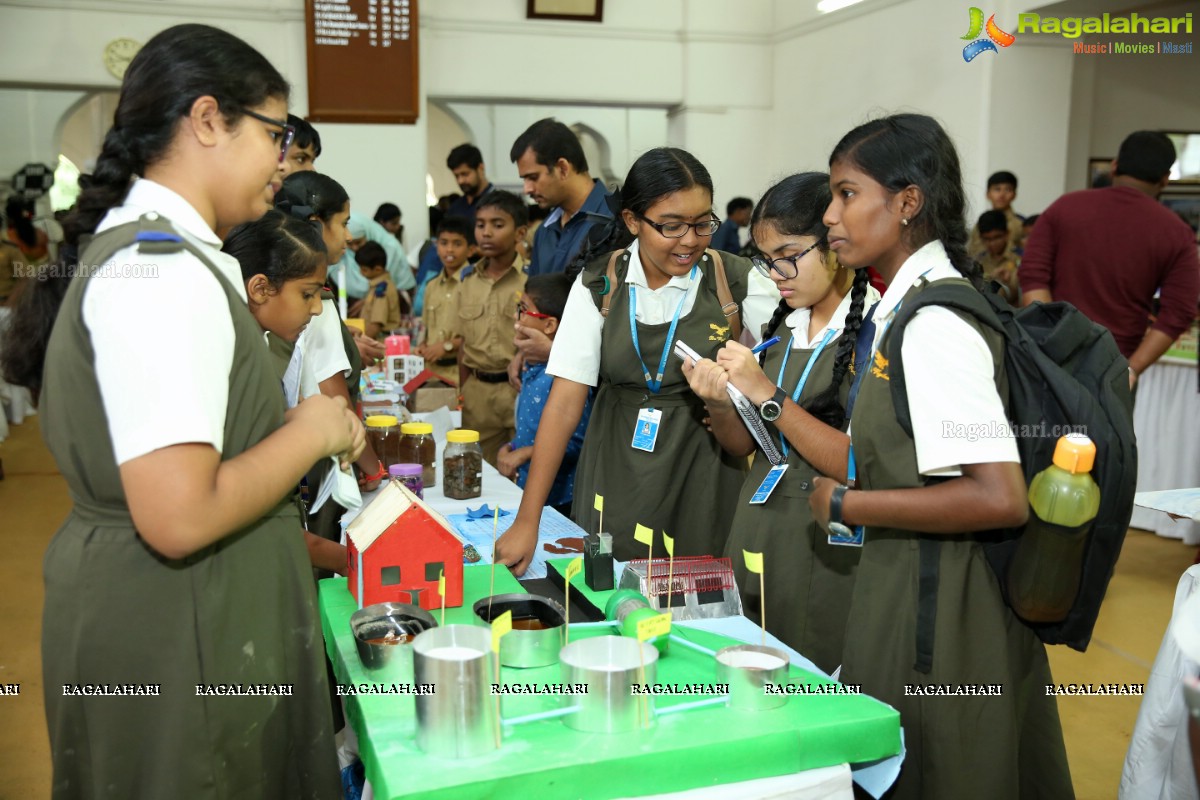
298,299,352,385
84,179,242,465
280,331,321,407
277,327,361,511
546,240,780,386
782,283,881,350
866,240,1019,477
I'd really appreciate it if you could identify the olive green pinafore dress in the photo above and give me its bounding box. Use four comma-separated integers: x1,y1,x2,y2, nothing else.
726,339,859,675
39,219,340,799
841,279,1073,799
570,249,750,562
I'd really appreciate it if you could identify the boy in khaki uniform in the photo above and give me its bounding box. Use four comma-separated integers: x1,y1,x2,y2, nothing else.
452,191,528,465
973,209,1020,302
968,170,1024,254
417,215,474,386
357,241,402,339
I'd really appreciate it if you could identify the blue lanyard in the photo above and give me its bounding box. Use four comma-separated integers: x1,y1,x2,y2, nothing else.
628,265,698,394
774,328,837,458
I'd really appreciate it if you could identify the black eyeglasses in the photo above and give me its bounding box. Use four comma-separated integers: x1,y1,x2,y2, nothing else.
636,214,721,239
242,109,296,164
750,240,825,279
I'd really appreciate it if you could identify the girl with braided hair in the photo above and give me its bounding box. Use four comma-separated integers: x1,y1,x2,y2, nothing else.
10,24,362,797
813,114,1072,798
681,172,879,674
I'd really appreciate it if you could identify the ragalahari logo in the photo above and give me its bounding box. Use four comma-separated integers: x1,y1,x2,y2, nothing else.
962,7,1016,61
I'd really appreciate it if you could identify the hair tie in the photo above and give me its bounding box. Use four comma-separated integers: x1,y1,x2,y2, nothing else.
286,203,315,220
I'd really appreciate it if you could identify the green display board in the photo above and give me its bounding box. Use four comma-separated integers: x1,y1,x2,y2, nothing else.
319,567,900,799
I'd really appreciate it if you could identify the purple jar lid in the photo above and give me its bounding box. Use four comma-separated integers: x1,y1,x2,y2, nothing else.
389,463,423,478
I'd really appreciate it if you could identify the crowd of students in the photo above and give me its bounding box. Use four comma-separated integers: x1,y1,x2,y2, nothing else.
0,22,1105,800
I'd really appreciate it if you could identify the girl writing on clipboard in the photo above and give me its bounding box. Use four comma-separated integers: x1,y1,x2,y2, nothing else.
682,172,879,675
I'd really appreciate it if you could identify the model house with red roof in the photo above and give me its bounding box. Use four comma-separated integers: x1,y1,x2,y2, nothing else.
346,481,464,611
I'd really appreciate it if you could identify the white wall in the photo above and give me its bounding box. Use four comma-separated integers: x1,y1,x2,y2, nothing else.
767,0,992,217
422,0,774,222
434,102,670,191
0,0,776,242
985,33,1077,218
0,89,89,178
1,0,1194,244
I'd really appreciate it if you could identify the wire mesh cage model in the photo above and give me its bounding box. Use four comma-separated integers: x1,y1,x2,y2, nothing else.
618,556,742,621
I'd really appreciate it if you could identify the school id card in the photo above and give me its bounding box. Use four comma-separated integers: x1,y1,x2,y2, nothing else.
828,525,865,547
632,408,663,452
749,464,789,504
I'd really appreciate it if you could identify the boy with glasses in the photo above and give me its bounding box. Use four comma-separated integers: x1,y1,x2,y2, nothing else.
498,273,593,515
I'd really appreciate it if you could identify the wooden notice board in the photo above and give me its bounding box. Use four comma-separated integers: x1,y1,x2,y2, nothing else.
305,0,419,124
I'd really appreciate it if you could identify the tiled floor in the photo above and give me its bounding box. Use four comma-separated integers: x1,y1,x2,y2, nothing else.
0,415,1194,798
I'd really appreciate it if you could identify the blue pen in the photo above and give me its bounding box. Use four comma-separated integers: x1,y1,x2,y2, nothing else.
750,336,781,356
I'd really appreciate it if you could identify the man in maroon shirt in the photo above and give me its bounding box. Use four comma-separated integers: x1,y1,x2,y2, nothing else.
1020,131,1200,390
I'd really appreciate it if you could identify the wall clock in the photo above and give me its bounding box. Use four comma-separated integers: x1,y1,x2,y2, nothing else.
103,38,141,80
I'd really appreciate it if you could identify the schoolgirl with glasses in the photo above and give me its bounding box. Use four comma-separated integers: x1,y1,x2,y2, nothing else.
495,147,779,574
682,172,880,675
6,24,360,797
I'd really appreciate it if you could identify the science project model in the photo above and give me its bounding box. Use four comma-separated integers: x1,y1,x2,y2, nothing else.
346,480,465,611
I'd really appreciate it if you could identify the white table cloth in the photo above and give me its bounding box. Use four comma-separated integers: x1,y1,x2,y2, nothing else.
1131,361,1200,544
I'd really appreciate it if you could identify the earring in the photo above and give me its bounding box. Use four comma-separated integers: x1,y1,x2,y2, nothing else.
900,218,909,227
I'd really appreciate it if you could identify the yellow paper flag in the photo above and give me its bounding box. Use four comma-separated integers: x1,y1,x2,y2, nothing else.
637,612,672,641
438,570,445,598
565,557,583,583
594,494,604,512
634,524,653,546
491,610,513,654
662,532,674,557
743,550,764,574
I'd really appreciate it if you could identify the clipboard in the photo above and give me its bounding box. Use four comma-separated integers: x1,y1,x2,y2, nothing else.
674,340,785,466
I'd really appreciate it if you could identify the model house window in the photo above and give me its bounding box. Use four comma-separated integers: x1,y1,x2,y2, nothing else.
425,562,444,582
381,566,401,586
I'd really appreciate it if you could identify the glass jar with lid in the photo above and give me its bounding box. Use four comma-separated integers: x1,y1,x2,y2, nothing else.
388,463,424,499
365,415,401,470
443,429,483,500
398,422,436,488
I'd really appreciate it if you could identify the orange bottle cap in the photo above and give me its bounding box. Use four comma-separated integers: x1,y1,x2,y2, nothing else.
1052,433,1095,474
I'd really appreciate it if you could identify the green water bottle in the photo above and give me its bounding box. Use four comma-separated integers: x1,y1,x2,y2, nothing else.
1007,433,1101,623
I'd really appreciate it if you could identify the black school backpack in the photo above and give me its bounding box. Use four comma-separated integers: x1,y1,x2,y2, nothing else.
887,280,1137,654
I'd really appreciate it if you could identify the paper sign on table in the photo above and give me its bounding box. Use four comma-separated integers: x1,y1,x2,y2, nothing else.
491,610,513,654
743,550,763,574
634,524,653,545
565,557,583,583
637,612,672,641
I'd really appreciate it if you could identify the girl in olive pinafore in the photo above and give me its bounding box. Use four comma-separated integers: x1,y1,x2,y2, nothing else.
495,147,778,574
815,115,1072,798
685,172,877,674
20,25,355,799
572,246,751,562
41,218,340,799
